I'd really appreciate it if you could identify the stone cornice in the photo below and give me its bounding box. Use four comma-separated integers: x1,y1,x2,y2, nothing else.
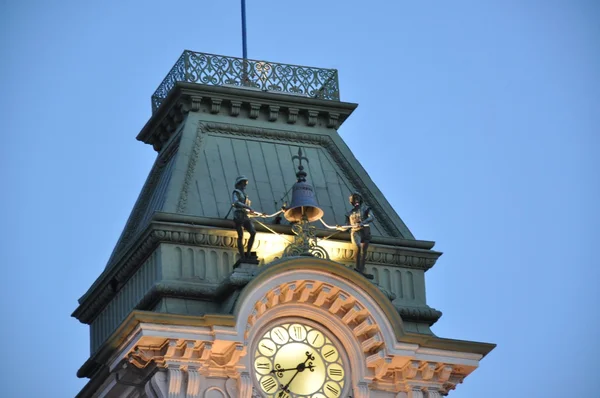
72,214,441,323
77,310,236,379
137,82,358,151
76,310,494,394
155,213,435,250
126,339,245,376
370,359,469,394
401,335,496,359
73,215,441,326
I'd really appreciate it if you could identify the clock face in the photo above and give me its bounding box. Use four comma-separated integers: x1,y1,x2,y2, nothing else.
252,321,346,398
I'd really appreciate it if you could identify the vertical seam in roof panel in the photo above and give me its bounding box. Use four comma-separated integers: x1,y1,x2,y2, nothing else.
316,147,339,224
203,147,220,218
194,179,205,215
244,140,260,207
258,142,276,210
216,140,233,218
304,146,321,205
274,143,290,202
229,137,241,176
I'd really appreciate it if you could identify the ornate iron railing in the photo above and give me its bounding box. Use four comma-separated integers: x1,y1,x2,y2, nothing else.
151,51,340,113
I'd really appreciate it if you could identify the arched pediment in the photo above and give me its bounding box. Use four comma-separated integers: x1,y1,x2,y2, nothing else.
233,257,406,382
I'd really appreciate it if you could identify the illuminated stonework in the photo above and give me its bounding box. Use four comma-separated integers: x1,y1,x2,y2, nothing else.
79,258,491,397
72,52,494,398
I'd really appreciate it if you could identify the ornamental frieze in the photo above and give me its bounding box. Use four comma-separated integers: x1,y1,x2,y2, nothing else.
75,220,438,326
149,227,437,270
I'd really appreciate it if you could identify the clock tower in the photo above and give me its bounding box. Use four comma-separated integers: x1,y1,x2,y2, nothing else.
73,51,494,397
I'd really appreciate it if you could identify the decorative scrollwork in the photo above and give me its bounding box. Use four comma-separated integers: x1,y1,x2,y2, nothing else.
308,245,329,259
282,217,330,259
151,51,340,113
274,363,285,378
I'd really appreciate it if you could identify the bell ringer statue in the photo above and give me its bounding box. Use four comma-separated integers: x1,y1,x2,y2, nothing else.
341,192,374,279
231,175,259,261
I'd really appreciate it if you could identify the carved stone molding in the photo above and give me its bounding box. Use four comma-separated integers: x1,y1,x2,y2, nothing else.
247,280,388,379
426,390,443,398
230,100,242,116
238,373,253,398
139,81,358,151
75,220,438,325
168,365,184,394
287,107,299,124
124,340,256,398
268,105,279,121
191,96,203,112
307,110,319,126
142,101,190,152
249,103,261,119
128,339,243,379
353,382,370,398
437,365,453,382
202,121,329,145
187,367,202,398
420,362,437,380
177,124,206,213
368,361,462,395
409,388,425,398
210,98,223,114
327,112,340,128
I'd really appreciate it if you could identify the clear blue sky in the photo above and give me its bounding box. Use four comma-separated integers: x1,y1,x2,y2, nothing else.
2,1,598,397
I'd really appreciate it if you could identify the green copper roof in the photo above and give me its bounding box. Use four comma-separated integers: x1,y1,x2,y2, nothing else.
101,83,415,271
185,134,388,235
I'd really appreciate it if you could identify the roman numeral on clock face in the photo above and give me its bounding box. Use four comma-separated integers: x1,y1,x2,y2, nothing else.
307,330,324,348
329,368,342,376
324,349,335,358
261,344,273,352
326,384,339,396
274,329,284,341
289,324,306,341
256,362,270,369
261,377,277,392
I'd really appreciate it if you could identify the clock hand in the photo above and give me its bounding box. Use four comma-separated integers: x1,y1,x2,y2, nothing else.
279,352,315,394
280,370,301,396
270,364,316,377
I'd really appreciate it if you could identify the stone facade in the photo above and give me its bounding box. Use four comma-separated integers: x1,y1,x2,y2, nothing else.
80,259,490,398
72,53,494,397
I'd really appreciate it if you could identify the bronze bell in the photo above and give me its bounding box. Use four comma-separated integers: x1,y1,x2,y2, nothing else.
284,149,324,223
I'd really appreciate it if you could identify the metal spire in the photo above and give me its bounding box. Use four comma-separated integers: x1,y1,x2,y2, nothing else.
241,0,248,59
